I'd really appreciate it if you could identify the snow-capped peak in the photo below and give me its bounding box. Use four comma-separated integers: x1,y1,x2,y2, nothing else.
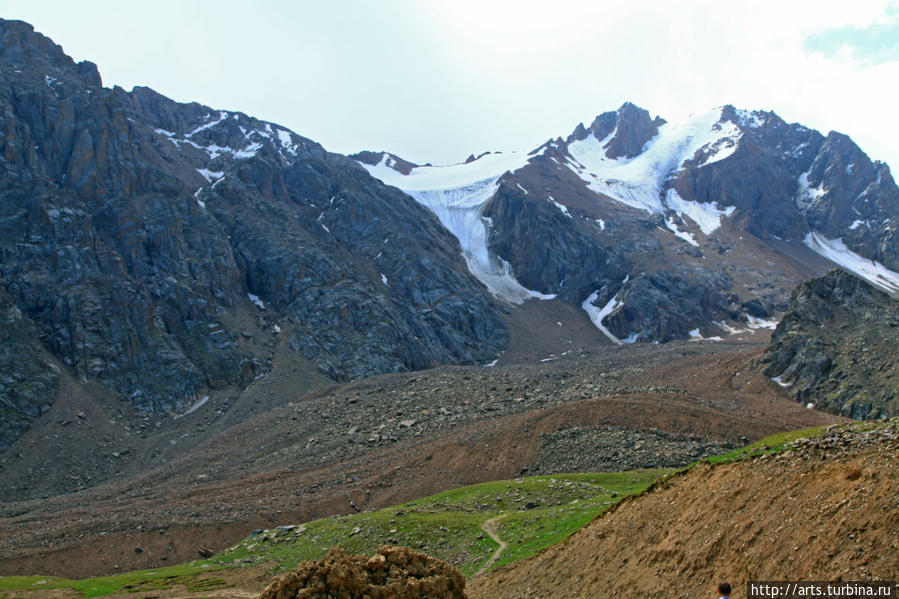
563,107,740,234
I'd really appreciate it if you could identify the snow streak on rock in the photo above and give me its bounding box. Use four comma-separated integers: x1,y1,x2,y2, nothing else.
804,233,899,294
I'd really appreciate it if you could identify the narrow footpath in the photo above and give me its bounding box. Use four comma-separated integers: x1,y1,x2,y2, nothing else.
473,516,508,577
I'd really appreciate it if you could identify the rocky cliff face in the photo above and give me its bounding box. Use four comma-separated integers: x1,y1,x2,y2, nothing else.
761,269,898,419
0,19,505,446
482,180,626,303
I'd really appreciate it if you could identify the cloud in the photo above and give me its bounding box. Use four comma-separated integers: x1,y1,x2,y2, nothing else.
3,0,899,169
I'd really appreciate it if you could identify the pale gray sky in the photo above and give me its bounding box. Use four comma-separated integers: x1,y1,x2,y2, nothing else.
3,0,899,170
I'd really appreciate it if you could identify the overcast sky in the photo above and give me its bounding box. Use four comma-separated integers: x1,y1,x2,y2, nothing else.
3,0,899,169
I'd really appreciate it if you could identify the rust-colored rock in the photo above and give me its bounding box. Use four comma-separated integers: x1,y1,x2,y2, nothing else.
258,546,467,599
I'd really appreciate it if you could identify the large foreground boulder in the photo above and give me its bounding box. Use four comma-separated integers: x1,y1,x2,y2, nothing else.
259,546,467,599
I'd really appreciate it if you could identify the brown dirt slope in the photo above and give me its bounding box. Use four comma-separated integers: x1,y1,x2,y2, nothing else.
468,421,899,599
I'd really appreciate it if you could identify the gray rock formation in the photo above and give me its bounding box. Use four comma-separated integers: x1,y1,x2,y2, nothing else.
761,269,898,419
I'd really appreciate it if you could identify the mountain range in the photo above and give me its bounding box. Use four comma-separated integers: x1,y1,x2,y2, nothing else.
2,15,899,452
4,18,899,581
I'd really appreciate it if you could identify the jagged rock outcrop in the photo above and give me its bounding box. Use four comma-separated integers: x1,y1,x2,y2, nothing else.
258,546,467,599
0,285,58,446
802,132,899,270
602,266,736,342
0,19,506,446
672,105,899,266
670,106,825,240
761,269,898,419
351,150,418,175
482,180,626,302
565,101,664,159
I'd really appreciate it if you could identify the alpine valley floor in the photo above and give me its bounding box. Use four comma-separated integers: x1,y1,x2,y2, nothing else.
0,325,843,579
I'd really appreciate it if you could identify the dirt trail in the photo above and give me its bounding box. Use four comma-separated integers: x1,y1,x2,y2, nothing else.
474,516,509,577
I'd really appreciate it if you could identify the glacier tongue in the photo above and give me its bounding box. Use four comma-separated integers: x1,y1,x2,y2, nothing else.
360,153,555,304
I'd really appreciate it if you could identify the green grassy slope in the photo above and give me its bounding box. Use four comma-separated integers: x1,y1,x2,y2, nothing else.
211,470,671,577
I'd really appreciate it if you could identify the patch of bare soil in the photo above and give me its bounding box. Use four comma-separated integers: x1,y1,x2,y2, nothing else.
468,422,899,599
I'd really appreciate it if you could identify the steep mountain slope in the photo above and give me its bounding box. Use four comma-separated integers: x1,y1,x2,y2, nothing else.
0,19,506,447
761,269,899,419
359,103,899,345
468,420,899,599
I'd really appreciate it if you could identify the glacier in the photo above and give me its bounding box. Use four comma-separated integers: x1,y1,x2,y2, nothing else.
360,153,557,304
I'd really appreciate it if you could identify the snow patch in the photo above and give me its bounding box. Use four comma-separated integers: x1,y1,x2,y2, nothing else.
277,129,298,155
716,320,748,335
248,293,266,310
849,219,867,230
665,217,699,246
194,187,205,209
547,195,572,218
582,278,632,345
797,171,826,206
735,109,767,129
771,376,791,388
804,232,899,294
186,111,228,138
595,218,606,231
380,273,388,286
179,395,209,417
747,315,779,330
196,168,224,182
665,188,735,235
688,328,723,341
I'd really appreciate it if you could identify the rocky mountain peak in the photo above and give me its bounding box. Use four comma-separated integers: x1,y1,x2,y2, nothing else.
565,102,662,160
0,19,101,87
